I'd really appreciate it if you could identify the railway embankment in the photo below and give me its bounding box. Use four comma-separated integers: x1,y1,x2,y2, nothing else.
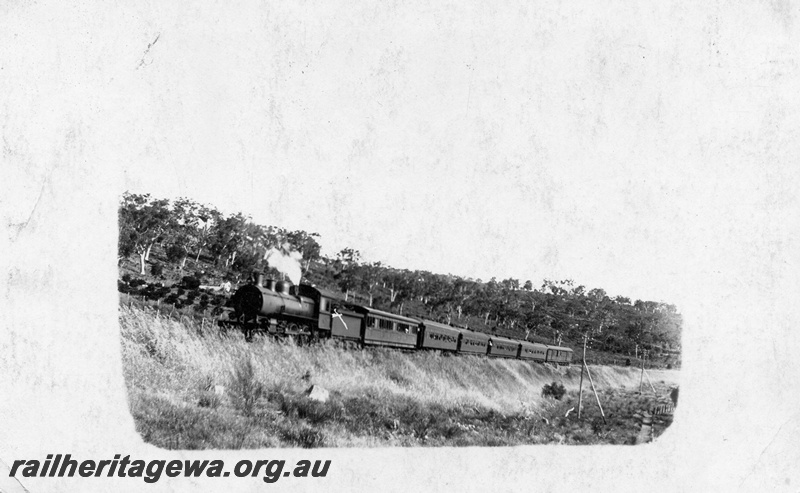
120,304,679,448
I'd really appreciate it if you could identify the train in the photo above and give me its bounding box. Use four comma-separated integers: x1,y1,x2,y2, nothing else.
220,275,573,365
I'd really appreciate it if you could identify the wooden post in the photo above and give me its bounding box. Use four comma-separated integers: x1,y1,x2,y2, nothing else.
577,333,587,420
635,412,653,444
643,368,657,394
639,351,646,393
584,361,606,424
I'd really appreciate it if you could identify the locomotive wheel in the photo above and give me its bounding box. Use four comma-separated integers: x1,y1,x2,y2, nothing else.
243,314,258,342
286,323,302,346
302,326,319,346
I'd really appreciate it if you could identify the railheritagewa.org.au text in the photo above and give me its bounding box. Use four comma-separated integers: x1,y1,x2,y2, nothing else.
9,454,331,484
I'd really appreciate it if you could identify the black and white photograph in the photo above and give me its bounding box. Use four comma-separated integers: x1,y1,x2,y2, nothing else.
116,190,680,449
2,1,799,491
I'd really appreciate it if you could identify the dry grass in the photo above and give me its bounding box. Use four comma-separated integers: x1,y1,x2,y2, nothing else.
120,304,679,448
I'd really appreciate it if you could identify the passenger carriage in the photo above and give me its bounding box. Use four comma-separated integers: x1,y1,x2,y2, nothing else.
357,306,420,349
456,329,491,356
487,336,520,358
545,346,574,365
518,341,549,362
327,305,364,344
418,320,461,352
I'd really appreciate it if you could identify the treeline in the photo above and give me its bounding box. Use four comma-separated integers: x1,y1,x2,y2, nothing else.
118,192,321,281
118,193,682,359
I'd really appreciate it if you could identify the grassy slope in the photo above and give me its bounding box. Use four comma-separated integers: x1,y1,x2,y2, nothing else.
120,303,679,449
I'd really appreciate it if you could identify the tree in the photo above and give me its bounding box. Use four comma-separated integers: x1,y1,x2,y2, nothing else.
167,197,214,271
332,248,362,300
423,274,456,319
357,262,383,307
383,268,414,307
193,204,220,263
501,278,520,292
285,230,322,280
451,277,478,321
474,278,501,325
209,212,252,269
335,247,361,265
118,193,171,275
585,288,614,334
541,279,574,297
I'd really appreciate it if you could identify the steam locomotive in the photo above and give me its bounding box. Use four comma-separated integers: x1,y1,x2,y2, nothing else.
222,275,573,365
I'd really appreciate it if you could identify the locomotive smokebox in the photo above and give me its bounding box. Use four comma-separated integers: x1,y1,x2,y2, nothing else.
235,284,264,316
230,282,316,322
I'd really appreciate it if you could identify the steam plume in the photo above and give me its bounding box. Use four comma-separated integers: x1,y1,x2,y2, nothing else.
264,243,303,284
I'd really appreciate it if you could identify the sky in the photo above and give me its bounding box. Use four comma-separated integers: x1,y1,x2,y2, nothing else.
108,1,799,305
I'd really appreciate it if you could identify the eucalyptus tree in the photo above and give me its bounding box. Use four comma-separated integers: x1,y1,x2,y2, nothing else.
209,212,252,269
382,268,414,310
356,261,383,307
332,248,361,301
167,197,219,271
285,230,322,279
118,193,171,275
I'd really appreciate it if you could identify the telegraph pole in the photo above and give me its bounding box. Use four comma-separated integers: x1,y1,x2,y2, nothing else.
639,349,647,393
584,361,606,424
577,333,587,419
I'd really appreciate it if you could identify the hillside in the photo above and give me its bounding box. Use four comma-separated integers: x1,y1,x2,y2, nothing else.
118,193,683,369
120,303,679,448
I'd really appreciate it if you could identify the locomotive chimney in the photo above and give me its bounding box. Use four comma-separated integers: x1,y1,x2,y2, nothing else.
256,273,264,287
276,280,291,295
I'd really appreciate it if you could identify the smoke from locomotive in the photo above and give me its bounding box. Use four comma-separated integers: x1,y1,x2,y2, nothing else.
263,245,303,284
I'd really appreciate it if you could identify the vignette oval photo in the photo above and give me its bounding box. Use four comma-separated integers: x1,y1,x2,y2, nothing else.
118,193,680,448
